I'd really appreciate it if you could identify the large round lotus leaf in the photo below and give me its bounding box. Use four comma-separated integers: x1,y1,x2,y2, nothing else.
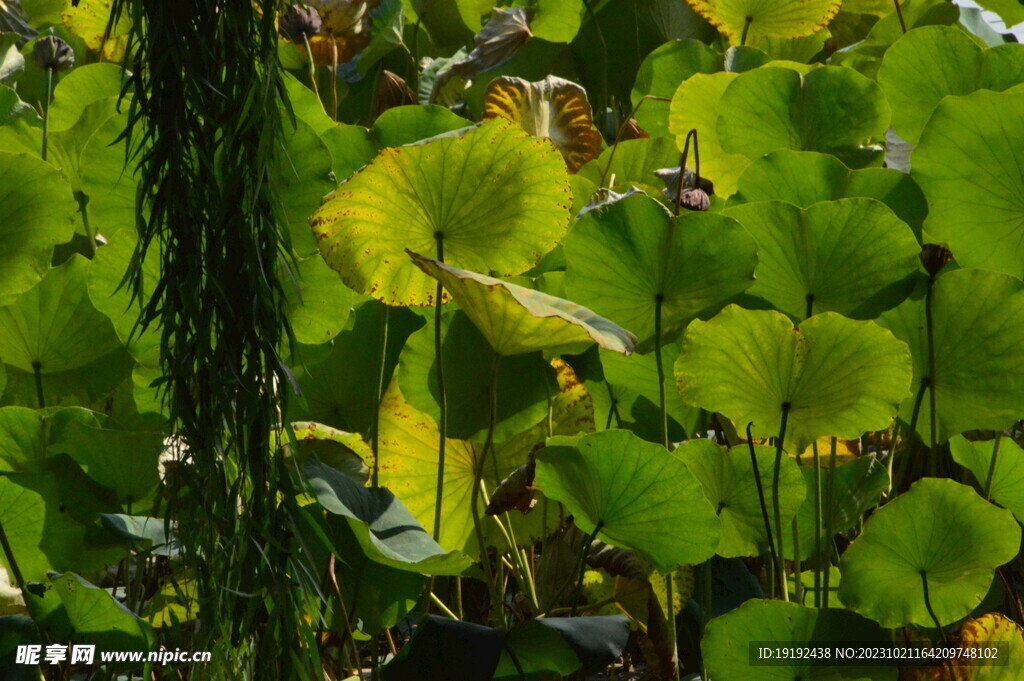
718,66,890,160
877,269,1024,445
310,117,572,305
632,41,770,138
535,429,720,572
721,198,920,319
563,193,757,348
397,309,556,441
731,150,928,237
675,307,913,450
378,363,589,559
408,252,636,356
788,455,889,561
0,256,133,408
953,613,1024,681
950,435,1024,524
684,0,841,45
878,27,1024,145
678,440,805,558
911,90,1024,278
839,478,1021,628
273,117,337,258
669,72,750,196
702,599,896,681
0,152,77,306
304,457,471,575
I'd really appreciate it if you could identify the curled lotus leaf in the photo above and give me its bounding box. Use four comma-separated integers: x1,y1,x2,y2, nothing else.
450,7,535,81
408,251,636,356
684,0,841,46
310,117,572,306
483,75,602,172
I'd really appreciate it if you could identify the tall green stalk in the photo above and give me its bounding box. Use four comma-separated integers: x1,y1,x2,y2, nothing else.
772,404,791,601
109,1,316,677
432,235,448,541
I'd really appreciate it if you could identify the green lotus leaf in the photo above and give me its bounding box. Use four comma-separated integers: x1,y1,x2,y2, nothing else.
45,572,152,652
684,0,841,45
535,429,720,572
721,198,920,319
288,300,423,436
0,406,100,470
878,26,1024,145
303,457,470,575
839,478,1021,628
718,66,891,161
678,440,805,558
576,138,682,194
78,107,138,240
397,309,556,441
0,256,133,408
598,343,704,442
311,117,572,305
731,150,928,237
675,307,913,449
788,455,889,561
49,422,162,508
877,269,1024,444
0,471,125,583
281,255,354,345
0,152,77,306
379,360,589,559
950,435,1024,524
45,63,124,133
971,0,1024,26
370,104,472,149
632,40,770,138
528,0,585,43
494,617,582,680
381,615,504,681
408,251,636,356
788,567,843,608
702,599,896,680
668,72,750,196
564,193,757,348
911,90,1024,278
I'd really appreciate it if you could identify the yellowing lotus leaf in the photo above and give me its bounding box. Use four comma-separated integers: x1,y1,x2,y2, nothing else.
685,0,842,46
62,0,130,61
408,251,636,356
310,117,572,306
954,613,1024,680
483,75,603,172
377,363,589,559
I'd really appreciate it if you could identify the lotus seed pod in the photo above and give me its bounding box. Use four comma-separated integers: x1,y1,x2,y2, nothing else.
33,36,74,73
919,243,952,276
279,4,323,43
680,187,710,212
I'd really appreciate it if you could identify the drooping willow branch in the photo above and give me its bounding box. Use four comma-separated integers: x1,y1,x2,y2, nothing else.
107,1,315,677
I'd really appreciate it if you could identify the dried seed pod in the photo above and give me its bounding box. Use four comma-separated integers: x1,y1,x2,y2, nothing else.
485,460,537,516
279,4,323,43
33,35,74,73
919,243,952,276
679,187,710,212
